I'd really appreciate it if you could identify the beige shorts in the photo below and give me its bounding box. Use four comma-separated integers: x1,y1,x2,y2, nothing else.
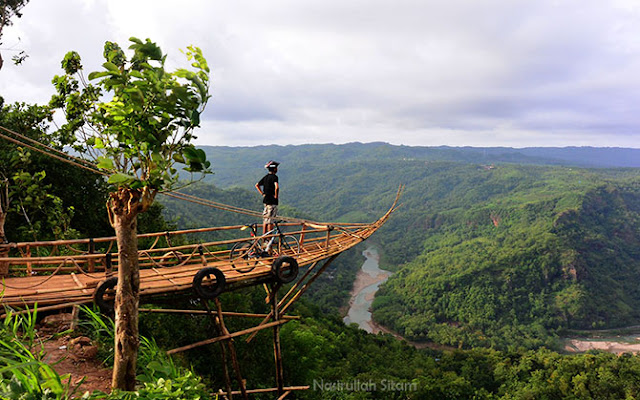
263,204,278,224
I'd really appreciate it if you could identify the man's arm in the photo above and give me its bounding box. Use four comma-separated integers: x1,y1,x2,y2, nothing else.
255,182,264,196
274,182,279,199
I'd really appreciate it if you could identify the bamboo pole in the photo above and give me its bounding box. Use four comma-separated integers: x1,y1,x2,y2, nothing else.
245,255,339,344
219,386,309,396
138,308,299,319
88,239,95,272
271,284,284,396
204,302,234,400
166,319,290,354
299,224,306,247
214,298,249,400
26,245,31,275
2,205,390,310
277,390,293,400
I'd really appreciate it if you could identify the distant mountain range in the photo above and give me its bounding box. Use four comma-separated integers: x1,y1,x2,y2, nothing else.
197,143,640,188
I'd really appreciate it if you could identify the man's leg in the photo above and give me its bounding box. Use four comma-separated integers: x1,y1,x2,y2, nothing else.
262,205,270,236
263,205,277,236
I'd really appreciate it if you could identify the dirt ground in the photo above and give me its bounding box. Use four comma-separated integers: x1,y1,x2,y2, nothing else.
564,338,640,354
37,313,113,396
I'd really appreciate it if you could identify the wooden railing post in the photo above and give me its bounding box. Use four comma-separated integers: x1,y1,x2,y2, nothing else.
0,244,8,277
105,252,113,277
87,238,95,272
324,226,333,249
299,224,306,247
26,244,32,275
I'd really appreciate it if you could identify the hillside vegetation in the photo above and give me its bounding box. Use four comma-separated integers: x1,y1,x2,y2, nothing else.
5,133,640,396
374,171,640,349
173,145,640,349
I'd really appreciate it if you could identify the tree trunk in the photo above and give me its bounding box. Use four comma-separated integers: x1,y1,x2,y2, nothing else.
109,188,142,391
0,210,7,277
0,177,8,244
1,179,9,276
0,210,6,244
0,244,8,277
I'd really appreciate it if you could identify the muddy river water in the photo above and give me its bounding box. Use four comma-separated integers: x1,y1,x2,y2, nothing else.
343,247,391,333
342,248,640,354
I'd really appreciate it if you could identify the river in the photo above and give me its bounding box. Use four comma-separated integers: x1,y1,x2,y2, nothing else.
343,247,640,353
343,247,391,333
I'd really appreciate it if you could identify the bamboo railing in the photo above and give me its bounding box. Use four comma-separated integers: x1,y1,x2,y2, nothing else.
0,203,395,313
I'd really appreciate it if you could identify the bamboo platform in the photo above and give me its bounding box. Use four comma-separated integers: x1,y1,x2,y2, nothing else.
0,204,394,314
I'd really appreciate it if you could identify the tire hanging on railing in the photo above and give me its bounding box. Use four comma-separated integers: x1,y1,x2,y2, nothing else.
272,256,299,283
93,277,117,314
192,267,226,299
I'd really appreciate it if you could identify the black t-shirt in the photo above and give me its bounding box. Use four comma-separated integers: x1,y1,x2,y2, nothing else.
258,173,279,205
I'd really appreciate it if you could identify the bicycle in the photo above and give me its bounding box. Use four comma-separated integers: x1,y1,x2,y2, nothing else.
229,220,300,274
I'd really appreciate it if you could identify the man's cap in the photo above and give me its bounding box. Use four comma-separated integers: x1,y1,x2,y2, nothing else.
265,160,280,169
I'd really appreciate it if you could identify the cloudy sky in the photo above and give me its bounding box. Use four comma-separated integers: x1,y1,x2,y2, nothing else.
1,0,640,148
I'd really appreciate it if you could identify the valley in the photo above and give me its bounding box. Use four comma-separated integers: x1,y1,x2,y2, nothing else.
5,139,640,398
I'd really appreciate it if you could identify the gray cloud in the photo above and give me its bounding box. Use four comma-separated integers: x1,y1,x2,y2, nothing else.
1,0,639,148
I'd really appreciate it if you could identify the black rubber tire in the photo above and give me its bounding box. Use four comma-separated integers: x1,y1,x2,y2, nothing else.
192,267,226,299
272,256,299,283
230,242,259,273
93,277,117,314
275,235,300,257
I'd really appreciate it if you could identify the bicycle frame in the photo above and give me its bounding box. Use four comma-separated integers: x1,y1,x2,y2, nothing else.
241,221,285,251
230,221,299,273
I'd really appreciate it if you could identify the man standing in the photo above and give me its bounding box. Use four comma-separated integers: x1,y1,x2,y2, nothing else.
255,160,279,236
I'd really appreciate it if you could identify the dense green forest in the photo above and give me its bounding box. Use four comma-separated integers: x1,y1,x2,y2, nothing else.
164,147,640,350
6,121,640,397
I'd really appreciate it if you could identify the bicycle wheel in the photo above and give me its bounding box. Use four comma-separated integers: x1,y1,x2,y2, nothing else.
275,235,300,257
230,241,259,273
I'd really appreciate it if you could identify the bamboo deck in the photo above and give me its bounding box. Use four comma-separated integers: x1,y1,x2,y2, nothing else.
1,206,393,314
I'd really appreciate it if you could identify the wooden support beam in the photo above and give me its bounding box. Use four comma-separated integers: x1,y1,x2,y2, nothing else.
280,254,339,315
271,284,284,396
279,261,318,306
138,308,299,319
219,386,309,397
166,317,290,355
70,305,80,331
214,298,249,400
324,227,332,249
203,302,233,400
277,390,293,400
88,238,95,273
0,300,92,318
299,224,306,247
26,245,32,275
246,255,339,344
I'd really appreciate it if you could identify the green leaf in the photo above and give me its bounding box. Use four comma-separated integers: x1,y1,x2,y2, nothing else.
183,146,198,161
88,71,113,80
190,110,200,126
103,62,120,72
107,173,136,185
96,157,114,170
175,69,195,79
172,153,185,164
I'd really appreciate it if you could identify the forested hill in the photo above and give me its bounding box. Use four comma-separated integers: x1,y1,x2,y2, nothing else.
372,170,640,349
197,143,640,187
165,144,640,349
